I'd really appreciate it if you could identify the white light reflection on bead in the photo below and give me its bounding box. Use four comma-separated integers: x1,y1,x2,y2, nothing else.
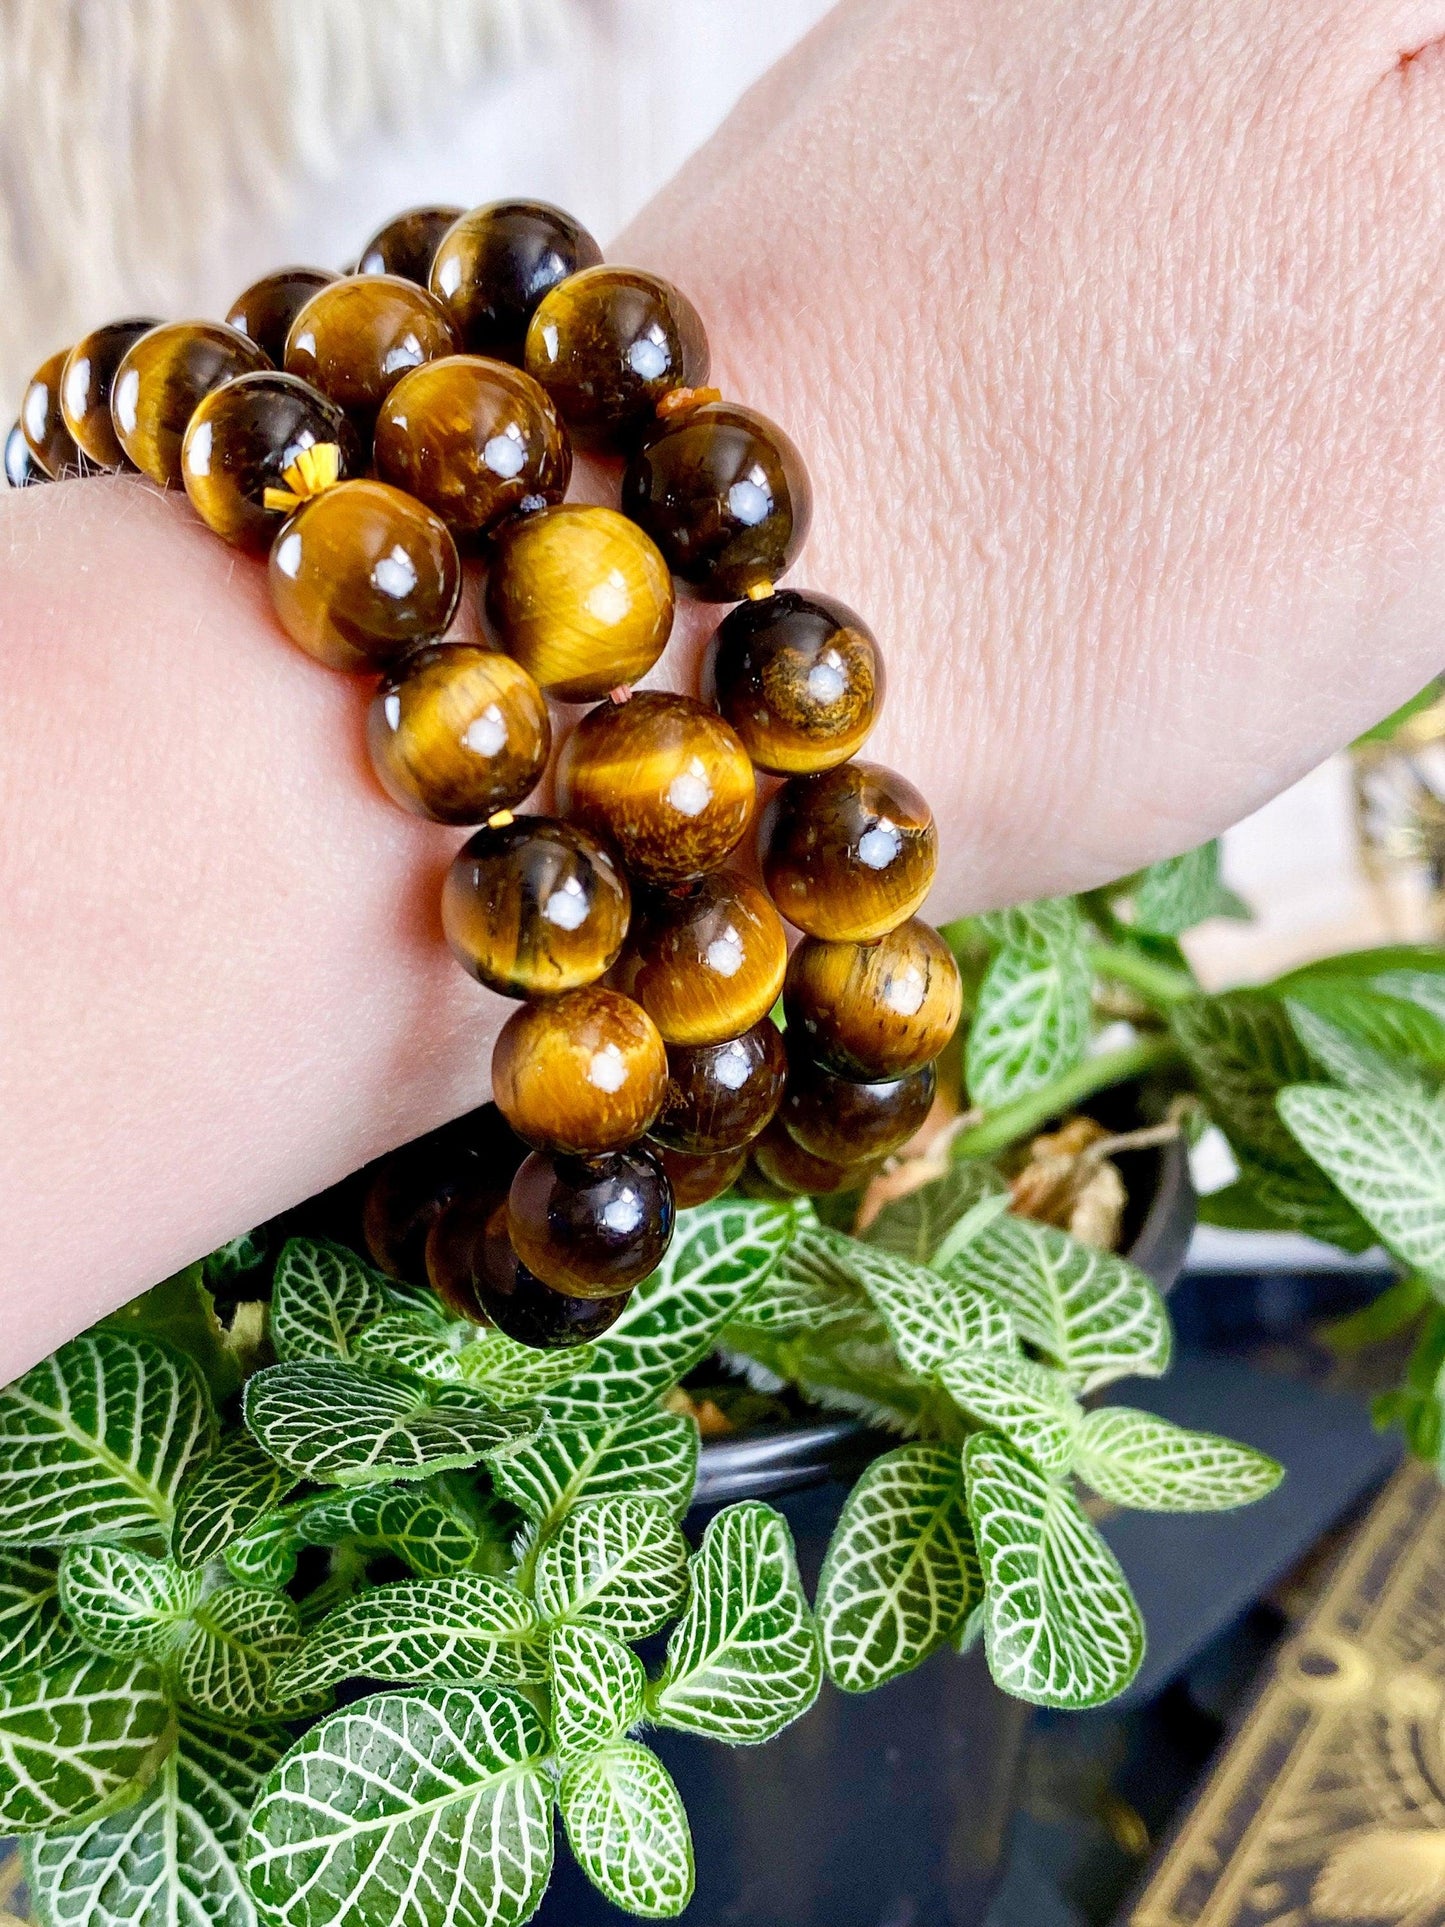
463,706,507,757
705,928,743,978
539,322,559,361
716,1041,750,1090
372,546,418,599
667,759,713,817
858,822,901,870
436,257,461,298
274,531,303,579
807,655,847,705
727,473,771,526
382,334,424,376
602,1188,644,1235
22,383,48,445
628,330,669,381
185,419,212,476
291,331,316,361
543,878,588,930
112,368,139,436
484,432,526,478
884,966,926,1016
585,571,631,626
588,1046,627,1093
383,692,402,730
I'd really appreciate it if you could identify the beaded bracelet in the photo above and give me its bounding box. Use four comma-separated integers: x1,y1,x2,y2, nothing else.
8,199,964,1351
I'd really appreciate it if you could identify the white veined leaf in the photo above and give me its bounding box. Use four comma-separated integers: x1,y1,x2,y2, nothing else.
203,1228,269,1289
242,1360,537,1486
173,1431,296,1571
816,1443,980,1693
841,1237,1016,1376
268,1237,388,1363
560,1741,694,1919
860,1161,1007,1266
977,897,1085,953
296,1478,483,1578
1375,968,1445,1023
458,1325,599,1403
536,1198,794,1426
534,1497,689,1641
224,1514,302,1591
376,1270,456,1333
930,1193,1015,1275
0,1332,214,1547
0,1551,81,1681
25,1709,285,1927
965,935,1092,1109
1286,978,1445,1071
965,1434,1143,1708
0,1653,173,1834
953,1215,1171,1392
1285,1001,1432,1103
549,1623,646,1758
648,1501,821,1744
1074,1407,1283,1512
244,1685,554,1927
1279,1083,1445,1275
491,1411,699,1535
1133,840,1245,935
727,1224,871,1336
171,1585,302,1723
937,1353,1082,1471
59,1547,203,1661
273,1574,544,1700
354,1315,470,1382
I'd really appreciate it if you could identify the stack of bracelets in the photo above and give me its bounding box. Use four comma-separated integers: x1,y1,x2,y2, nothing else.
6,199,963,1351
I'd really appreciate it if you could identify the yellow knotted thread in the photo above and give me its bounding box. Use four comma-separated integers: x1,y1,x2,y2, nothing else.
262,441,343,513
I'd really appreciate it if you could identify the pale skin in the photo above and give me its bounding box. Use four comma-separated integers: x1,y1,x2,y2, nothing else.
4,0,1445,1377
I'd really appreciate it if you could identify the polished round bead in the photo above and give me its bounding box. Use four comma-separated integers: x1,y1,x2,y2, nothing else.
780,1048,936,1165
524,265,709,448
650,1019,787,1155
615,872,787,1047
269,479,461,671
491,986,667,1155
556,692,756,884
761,761,938,941
485,505,673,703
284,273,457,425
784,919,962,1080
508,1147,674,1298
358,206,464,284
21,349,88,478
362,1104,526,1285
110,322,271,487
427,1195,629,1345
368,645,550,824
750,1121,877,1197
653,1142,748,1207
61,319,162,468
227,267,337,365
429,200,602,363
182,371,357,550
373,356,570,537
5,422,46,487
621,401,812,601
443,817,631,998
709,589,883,775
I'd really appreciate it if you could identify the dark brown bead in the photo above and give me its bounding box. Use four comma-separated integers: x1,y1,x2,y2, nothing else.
284,274,457,426
779,1045,936,1165
620,401,812,602
443,817,631,998
427,1196,628,1346
556,692,756,885
21,349,88,478
227,267,338,366
373,355,570,537
750,1121,878,1197
358,206,464,285
653,1142,748,1207
784,919,962,1080
429,200,602,363
269,478,461,671
182,371,357,550
368,645,550,825
614,872,787,1047
5,422,46,487
508,1147,674,1297
491,986,667,1155
708,589,883,775
363,1104,526,1285
761,761,938,942
524,265,709,448
110,322,271,487
61,319,162,469
650,1019,787,1155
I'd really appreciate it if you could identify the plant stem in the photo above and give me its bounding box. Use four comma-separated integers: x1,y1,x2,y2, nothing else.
1087,943,1196,1010
954,1033,1183,1159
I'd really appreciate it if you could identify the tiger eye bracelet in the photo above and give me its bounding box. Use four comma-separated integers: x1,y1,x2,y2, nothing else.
9,197,963,1349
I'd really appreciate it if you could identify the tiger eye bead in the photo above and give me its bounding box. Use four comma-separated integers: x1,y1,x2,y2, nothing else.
61,319,162,468
557,692,756,885
750,1121,878,1198
182,371,357,550
621,401,812,602
362,1103,526,1285
5,422,46,487
651,1019,787,1155
443,817,631,998
373,356,570,537
491,986,667,1155
709,589,884,775
110,322,271,487
21,349,87,478
284,274,457,426
359,206,464,285
368,646,550,825
269,479,461,671
762,762,938,942
429,200,602,363
784,919,962,1080
485,505,673,702
508,1147,674,1297
227,267,338,366
524,265,709,449
780,1047,937,1166
427,1196,629,1346
615,873,787,1047
653,1142,749,1207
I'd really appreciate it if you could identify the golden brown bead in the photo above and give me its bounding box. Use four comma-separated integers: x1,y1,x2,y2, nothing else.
524,265,709,449
362,1103,525,1285
708,589,884,775
284,274,457,426
368,645,550,824
784,919,962,1080
761,761,938,942
443,817,631,999
556,692,756,884
61,319,162,469
110,322,271,487
750,1121,878,1197
227,267,337,366
373,356,570,537
491,986,667,1156
485,504,673,702
653,1142,748,1206
269,479,461,671
614,872,787,1047
358,206,463,285
651,1019,787,1155
21,349,88,478
508,1147,674,1297
429,200,602,363
182,372,357,550
427,1195,630,1345
779,1046,937,1165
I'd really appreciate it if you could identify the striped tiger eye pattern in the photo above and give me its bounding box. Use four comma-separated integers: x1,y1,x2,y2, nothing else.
359,206,463,284
21,349,87,478
779,1047,936,1165
615,872,787,1047
491,986,667,1156
427,1194,629,1344
227,267,337,365
284,274,457,425
110,322,271,486
762,761,938,942
443,817,630,998
709,589,883,775
508,1146,674,1297
429,200,602,362
784,919,962,1080
182,372,357,550
525,265,709,448
652,1141,748,1206
650,1019,787,1155
61,319,162,468
750,1121,876,1197
368,646,550,824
